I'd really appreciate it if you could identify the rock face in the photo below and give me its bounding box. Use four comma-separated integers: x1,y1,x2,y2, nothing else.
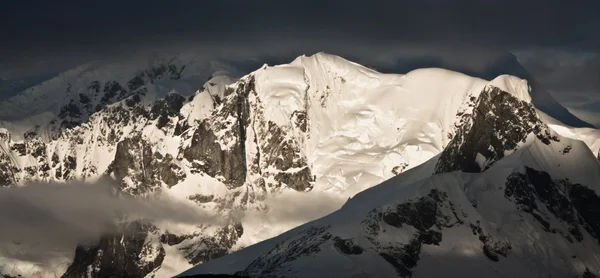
505,167,600,244
182,77,252,189
62,221,165,278
435,85,558,174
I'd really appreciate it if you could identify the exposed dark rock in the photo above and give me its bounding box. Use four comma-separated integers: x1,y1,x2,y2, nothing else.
182,77,257,189
381,189,449,231
64,156,77,171
79,93,91,104
51,152,60,167
60,119,82,130
274,167,313,191
183,122,246,189
0,153,17,187
333,237,363,255
24,166,36,176
360,189,508,276
150,93,186,129
101,81,126,104
320,85,331,107
107,134,159,195
188,194,215,204
392,163,409,175
125,94,142,108
379,238,422,277
62,155,77,181
62,221,164,278
30,143,45,158
182,223,244,265
583,268,597,278
154,154,186,188
417,230,443,245
371,190,458,276
435,86,558,174
23,130,38,140
570,183,600,243
174,119,190,136
469,222,511,261
10,143,26,156
291,110,307,132
505,167,600,244
160,231,194,246
128,75,146,91
256,119,314,191
88,81,100,93
108,134,186,194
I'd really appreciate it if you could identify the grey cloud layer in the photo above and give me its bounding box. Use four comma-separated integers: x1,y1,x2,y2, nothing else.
0,181,222,264
1,0,598,77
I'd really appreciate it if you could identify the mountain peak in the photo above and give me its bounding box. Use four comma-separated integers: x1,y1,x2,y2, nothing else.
488,75,531,103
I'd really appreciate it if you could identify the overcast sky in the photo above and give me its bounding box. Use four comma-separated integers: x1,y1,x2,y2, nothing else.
1,0,598,75
0,0,598,126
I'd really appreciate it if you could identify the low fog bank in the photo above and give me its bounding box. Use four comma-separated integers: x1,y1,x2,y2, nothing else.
0,180,222,271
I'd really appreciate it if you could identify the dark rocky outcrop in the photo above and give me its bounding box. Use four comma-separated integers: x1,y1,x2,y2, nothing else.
469,222,511,262
258,120,314,191
107,134,186,195
150,93,186,129
182,77,256,189
160,231,195,246
183,121,247,189
333,237,363,255
366,190,455,277
274,167,313,191
505,167,600,244
435,86,558,174
10,143,26,156
0,153,17,187
583,268,597,278
181,223,244,265
62,221,165,278
361,189,510,277
188,194,215,204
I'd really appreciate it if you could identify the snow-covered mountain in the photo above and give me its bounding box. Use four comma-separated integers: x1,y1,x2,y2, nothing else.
178,60,600,278
0,52,599,278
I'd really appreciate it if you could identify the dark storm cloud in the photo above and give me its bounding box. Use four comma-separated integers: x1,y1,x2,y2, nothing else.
1,0,598,77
